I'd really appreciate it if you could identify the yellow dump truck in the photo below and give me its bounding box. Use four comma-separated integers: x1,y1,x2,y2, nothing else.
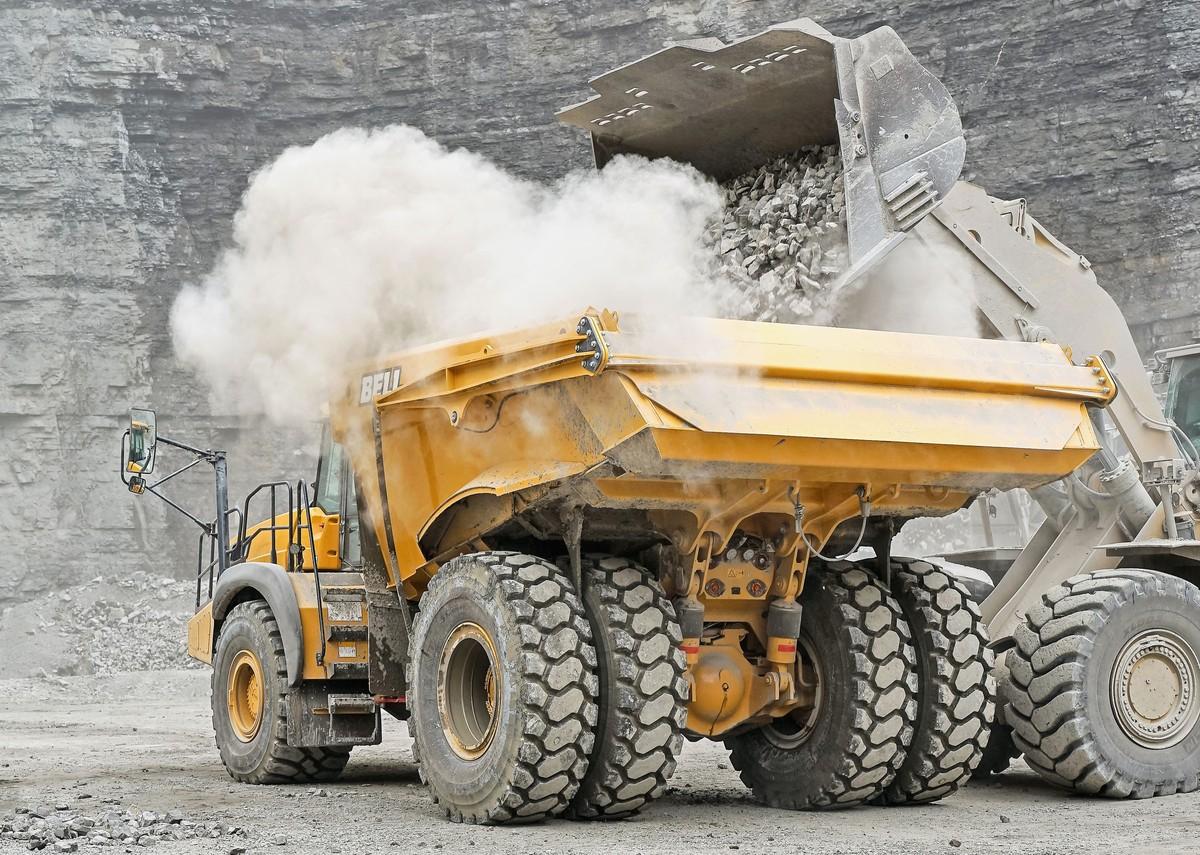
123,18,1200,822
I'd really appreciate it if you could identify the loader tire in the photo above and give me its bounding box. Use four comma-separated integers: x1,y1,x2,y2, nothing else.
727,563,918,809
567,555,688,819
1004,569,1200,798
873,560,995,805
212,601,351,784
409,552,598,823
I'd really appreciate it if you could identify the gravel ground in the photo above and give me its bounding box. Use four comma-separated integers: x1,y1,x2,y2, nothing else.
1,670,1194,855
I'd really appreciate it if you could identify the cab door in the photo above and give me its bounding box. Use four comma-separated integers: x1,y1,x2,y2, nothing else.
313,423,361,568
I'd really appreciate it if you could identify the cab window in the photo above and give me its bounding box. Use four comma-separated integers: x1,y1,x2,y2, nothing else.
1172,364,1200,449
315,436,345,515
313,424,361,568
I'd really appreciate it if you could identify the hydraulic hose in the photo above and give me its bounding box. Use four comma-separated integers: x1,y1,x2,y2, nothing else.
792,486,872,562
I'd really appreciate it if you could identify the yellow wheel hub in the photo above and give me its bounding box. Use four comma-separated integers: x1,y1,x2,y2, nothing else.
228,649,266,743
438,622,501,760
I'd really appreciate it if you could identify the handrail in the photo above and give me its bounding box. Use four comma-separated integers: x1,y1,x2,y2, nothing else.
236,481,295,567
224,507,244,563
194,506,244,609
189,476,328,673
195,531,211,610
295,479,327,666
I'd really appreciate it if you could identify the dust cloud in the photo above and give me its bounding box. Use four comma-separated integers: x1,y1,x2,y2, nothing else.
173,125,985,424
172,125,725,422
831,224,983,337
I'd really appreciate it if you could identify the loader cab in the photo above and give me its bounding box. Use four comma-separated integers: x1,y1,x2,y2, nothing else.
313,423,361,568
1160,345,1200,451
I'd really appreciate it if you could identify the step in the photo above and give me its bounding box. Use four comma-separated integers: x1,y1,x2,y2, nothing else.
327,624,367,642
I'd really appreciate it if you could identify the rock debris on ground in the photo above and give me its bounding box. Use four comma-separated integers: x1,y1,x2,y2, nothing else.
70,574,200,673
707,145,849,324
2,804,247,850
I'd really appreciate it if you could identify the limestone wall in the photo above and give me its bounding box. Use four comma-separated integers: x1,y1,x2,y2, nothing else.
2,1,1196,602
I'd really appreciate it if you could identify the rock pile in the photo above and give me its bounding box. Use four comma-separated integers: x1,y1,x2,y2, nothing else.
2,572,203,678
708,145,848,324
2,805,246,850
75,574,200,673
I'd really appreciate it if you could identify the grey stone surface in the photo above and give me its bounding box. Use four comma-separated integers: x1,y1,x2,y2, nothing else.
2,1,1198,606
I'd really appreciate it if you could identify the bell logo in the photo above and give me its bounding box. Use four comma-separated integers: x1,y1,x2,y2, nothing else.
359,367,402,405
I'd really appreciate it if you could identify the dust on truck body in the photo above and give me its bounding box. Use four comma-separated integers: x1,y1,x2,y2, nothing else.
123,18,1200,822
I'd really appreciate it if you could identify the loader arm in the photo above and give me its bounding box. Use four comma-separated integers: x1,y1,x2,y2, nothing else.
909,182,1200,637
931,181,1179,468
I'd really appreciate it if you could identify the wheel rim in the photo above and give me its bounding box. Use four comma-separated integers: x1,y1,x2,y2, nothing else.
438,622,501,760
763,636,823,750
227,649,265,743
1110,629,1200,749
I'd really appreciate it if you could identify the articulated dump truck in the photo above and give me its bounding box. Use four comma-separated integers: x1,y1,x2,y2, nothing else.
124,19,1200,822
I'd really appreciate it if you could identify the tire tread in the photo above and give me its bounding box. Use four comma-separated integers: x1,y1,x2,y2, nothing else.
1003,569,1200,798
410,552,598,824
568,555,688,819
212,601,351,785
874,560,995,805
728,562,918,809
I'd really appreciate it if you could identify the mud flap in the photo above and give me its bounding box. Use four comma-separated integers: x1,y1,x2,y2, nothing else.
286,681,382,748
367,590,409,698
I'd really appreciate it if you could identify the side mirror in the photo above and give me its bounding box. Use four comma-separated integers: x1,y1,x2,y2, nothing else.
127,408,158,475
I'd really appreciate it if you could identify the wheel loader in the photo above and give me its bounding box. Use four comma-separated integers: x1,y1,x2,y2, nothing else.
122,18,1200,821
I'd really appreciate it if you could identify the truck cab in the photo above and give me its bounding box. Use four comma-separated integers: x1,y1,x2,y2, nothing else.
238,426,360,572
121,412,387,785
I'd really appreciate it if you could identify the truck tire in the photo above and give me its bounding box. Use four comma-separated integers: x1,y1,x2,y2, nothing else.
873,560,995,804
567,555,688,819
409,552,599,823
212,601,351,784
1004,569,1200,797
727,563,918,809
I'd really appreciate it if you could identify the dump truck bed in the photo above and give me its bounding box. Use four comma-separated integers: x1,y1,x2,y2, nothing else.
336,311,1113,589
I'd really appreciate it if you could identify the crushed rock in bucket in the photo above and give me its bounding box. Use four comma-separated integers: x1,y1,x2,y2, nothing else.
707,145,848,324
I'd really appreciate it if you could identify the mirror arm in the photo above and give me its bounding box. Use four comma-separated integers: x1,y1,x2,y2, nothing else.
142,482,217,534
123,429,225,536
155,433,214,458
146,454,207,490
122,423,233,572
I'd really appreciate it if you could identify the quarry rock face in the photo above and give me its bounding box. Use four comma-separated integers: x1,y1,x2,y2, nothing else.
2,1,1198,606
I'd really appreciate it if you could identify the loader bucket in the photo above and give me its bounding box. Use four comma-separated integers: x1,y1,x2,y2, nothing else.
557,19,965,280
